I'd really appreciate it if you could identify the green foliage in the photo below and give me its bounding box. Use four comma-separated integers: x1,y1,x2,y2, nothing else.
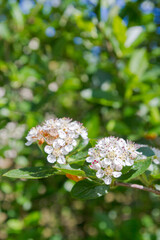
71,179,109,200
54,164,86,177
1,0,160,239
125,158,152,182
3,166,57,179
137,147,155,157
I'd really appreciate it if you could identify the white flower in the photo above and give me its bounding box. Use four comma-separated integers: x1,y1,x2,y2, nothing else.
57,139,65,146
81,130,88,139
117,138,127,148
57,155,66,164
44,145,53,154
96,169,104,178
86,136,142,185
47,154,56,163
25,126,43,146
58,130,67,139
61,147,68,155
26,117,88,165
53,139,60,148
76,125,88,139
65,145,73,152
90,160,101,170
151,147,160,165
69,121,79,130
103,176,112,185
112,171,122,178
86,156,94,163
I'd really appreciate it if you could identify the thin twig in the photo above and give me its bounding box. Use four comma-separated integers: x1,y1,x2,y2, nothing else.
114,182,160,196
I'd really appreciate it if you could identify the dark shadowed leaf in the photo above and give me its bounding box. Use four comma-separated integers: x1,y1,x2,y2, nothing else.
0,169,9,177
82,165,97,177
71,179,109,200
137,147,155,157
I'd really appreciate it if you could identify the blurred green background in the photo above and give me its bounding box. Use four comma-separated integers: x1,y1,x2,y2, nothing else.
0,0,160,239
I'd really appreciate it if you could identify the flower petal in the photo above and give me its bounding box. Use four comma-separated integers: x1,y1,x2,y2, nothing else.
61,147,68,155
58,130,66,139
81,130,88,139
25,141,32,146
53,140,59,148
47,154,56,163
65,145,73,152
86,156,94,163
112,171,122,178
57,139,65,146
96,169,104,179
44,145,53,154
72,139,77,147
92,162,101,170
69,122,79,130
103,176,112,185
125,158,134,166
57,155,66,164
101,158,111,168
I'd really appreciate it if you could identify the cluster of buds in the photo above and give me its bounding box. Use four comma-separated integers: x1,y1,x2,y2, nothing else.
25,118,88,164
86,137,143,185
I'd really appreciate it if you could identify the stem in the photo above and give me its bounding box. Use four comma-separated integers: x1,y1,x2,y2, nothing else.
114,182,160,196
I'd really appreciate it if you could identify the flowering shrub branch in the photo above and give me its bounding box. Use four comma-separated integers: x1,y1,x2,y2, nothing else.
2,118,160,199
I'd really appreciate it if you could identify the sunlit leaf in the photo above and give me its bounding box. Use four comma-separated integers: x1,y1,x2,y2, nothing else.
125,158,152,182
54,164,86,177
129,48,148,77
3,167,57,179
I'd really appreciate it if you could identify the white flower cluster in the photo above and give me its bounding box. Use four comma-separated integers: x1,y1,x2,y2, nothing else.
26,118,88,164
86,137,143,185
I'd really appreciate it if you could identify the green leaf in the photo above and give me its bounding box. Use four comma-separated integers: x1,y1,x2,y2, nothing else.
0,22,11,40
82,165,96,178
71,179,109,200
118,169,136,181
129,48,148,77
84,112,100,138
67,139,89,157
137,147,155,157
69,160,85,169
121,166,132,174
89,138,97,147
76,139,89,152
125,26,144,48
106,120,130,135
151,173,160,179
3,166,57,179
125,158,152,182
11,3,24,30
81,89,121,106
54,164,86,177
113,16,127,45
0,169,9,177
67,151,88,164
149,163,160,179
